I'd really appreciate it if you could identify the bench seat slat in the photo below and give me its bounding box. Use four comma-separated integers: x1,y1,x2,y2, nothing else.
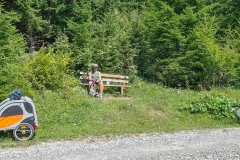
79,83,89,85
100,74,129,79
80,84,130,87
79,83,130,87
104,85,130,87
79,72,88,75
80,72,129,79
79,78,128,83
101,78,128,83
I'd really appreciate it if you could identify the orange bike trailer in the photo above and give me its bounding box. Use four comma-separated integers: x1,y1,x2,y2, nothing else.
0,96,39,141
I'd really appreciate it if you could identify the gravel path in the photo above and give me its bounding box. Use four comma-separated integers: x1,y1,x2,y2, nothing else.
1,128,240,160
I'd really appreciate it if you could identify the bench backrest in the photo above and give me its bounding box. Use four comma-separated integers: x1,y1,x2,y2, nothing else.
79,72,129,85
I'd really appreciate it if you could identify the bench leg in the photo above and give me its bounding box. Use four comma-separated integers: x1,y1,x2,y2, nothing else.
121,86,124,97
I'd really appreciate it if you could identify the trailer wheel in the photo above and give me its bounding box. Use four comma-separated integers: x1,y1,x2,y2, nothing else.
237,109,240,118
13,123,34,141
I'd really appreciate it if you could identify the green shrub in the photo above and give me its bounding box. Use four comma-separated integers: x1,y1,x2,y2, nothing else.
180,95,239,121
0,63,35,101
22,47,72,90
0,6,27,101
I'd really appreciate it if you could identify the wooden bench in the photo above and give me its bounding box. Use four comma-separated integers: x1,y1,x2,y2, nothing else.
79,72,131,96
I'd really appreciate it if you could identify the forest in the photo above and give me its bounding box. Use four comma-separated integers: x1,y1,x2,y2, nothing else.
1,0,240,100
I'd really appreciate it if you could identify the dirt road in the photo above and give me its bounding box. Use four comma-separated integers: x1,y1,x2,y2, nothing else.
1,128,240,160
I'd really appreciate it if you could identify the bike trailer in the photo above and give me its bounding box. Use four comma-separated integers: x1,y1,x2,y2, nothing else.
0,96,39,141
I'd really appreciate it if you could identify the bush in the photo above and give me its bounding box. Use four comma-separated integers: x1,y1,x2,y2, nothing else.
22,47,72,90
180,95,239,121
0,63,34,101
0,6,27,101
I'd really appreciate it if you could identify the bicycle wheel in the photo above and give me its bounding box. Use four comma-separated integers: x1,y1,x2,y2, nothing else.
13,123,35,141
236,109,240,118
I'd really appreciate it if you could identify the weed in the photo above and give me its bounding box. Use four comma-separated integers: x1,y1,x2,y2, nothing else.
180,95,240,122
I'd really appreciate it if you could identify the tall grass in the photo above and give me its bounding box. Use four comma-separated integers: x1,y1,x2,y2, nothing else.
0,78,240,147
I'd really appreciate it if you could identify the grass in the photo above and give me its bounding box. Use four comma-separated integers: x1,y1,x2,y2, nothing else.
0,78,240,147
